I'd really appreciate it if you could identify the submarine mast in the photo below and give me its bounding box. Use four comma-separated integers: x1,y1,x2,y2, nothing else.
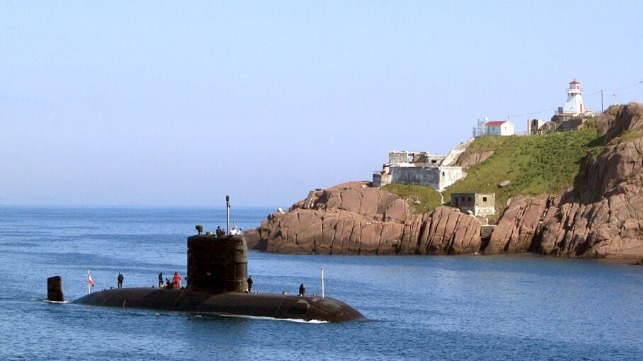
226,195,230,236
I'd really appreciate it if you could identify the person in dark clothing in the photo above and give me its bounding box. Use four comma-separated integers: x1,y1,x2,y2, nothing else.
247,276,253,293
158,272,163,288
117,273,124,288
298,283,305,297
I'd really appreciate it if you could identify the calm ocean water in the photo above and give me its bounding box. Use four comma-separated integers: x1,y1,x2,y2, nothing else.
0,206,641,361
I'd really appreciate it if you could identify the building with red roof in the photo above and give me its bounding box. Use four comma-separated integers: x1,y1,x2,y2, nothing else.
483,120,515,136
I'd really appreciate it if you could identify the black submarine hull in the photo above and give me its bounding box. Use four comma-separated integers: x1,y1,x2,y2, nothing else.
72,287,364,322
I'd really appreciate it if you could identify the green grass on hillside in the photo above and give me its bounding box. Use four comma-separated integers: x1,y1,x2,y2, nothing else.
381,183,443,214
447,130,603,216
383,129,604,217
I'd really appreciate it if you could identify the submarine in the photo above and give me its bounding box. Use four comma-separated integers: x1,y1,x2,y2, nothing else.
47,196,364,323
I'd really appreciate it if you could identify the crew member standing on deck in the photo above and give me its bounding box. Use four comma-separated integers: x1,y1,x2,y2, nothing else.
299,283,305,297
247,276,253,293
173,271,182,288
117,272,123,288
158,272,163,288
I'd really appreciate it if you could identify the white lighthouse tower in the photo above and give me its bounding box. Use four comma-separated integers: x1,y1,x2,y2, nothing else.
558,79,592,116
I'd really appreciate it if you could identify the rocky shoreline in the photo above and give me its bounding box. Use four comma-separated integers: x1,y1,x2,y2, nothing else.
244,103,643,262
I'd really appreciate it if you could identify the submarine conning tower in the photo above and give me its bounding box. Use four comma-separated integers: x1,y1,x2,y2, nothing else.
186,195,248,293
187,233,248,293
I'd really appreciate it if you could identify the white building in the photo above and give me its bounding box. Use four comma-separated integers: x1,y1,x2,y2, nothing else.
372,151,464,191
484,120,514,136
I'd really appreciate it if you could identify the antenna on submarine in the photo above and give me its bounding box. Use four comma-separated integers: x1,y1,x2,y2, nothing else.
226,195,230,236
321,267,325,298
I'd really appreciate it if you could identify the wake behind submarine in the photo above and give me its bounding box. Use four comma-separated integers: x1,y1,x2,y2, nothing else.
47,196,364,323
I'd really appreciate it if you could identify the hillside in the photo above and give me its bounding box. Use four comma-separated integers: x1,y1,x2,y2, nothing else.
382,127,603,217
449,127,603,211
246,103,643,260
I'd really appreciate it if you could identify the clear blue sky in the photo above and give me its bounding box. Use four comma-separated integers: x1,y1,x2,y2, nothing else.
2,1,642,208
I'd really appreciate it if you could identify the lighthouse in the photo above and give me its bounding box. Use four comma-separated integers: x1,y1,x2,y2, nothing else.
558,79,589,116
546,79,595,130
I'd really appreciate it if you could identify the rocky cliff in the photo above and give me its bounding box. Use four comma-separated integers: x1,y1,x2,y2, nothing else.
245,182,482,256
245,103,643,260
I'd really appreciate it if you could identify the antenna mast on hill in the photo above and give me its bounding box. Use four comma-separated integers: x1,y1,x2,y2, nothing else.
474,118,485,137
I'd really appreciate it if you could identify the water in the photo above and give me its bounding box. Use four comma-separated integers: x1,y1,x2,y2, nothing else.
1,206,641,361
